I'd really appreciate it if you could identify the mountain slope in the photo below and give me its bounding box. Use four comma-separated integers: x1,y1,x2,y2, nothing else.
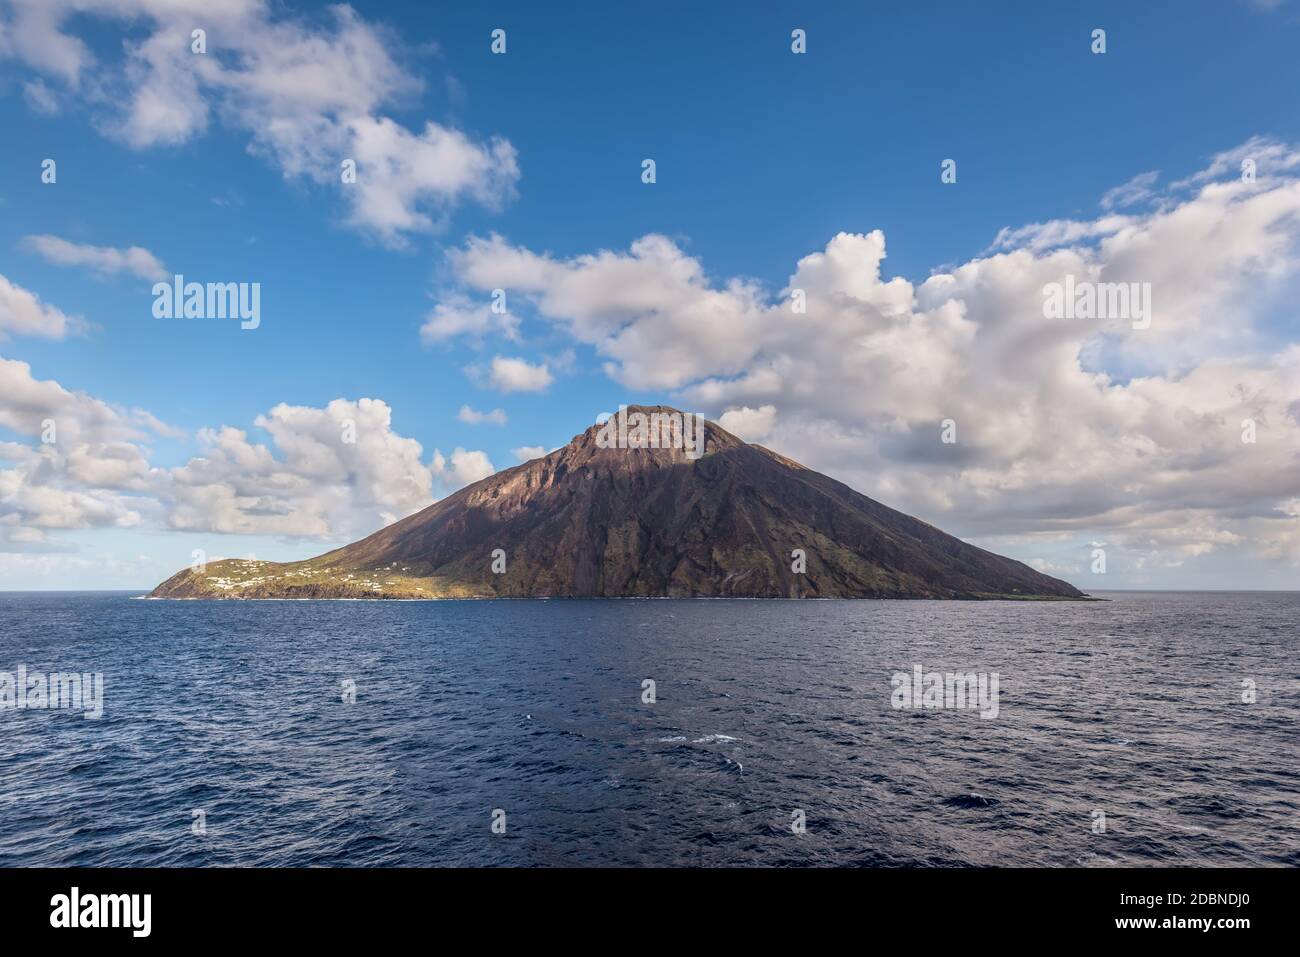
150,407,1087,600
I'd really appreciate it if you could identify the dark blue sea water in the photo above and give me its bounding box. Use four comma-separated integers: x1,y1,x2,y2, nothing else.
0,591,1296,867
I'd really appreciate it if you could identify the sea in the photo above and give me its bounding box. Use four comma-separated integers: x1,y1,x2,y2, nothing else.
0,591,1296,867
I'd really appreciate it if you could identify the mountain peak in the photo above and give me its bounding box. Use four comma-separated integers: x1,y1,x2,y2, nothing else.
559,405,740,470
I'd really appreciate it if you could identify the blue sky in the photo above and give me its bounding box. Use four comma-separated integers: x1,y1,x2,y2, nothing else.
1,0,1298,589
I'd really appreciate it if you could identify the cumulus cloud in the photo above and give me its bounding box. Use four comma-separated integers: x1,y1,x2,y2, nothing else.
0,472,142,532
0,355,182,548
0,274,81,339
340,116,518,241
22,234,168,280
167,398,440,537
431,447,494,489
420,294,521,344
0,1,518,244
512,445,548,462
0,356,139,444
432,138,1300,576
163,399,494,538
1,357,492,549
457,404,507,425
450,234,768,389
486,355,553,393
718,405,777,443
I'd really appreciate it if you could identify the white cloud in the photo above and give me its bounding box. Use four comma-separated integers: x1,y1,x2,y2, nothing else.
449,233,768,389
0,472,142,531
0,274,81,339
167,398,437,536
0,550,163,585
718,405,777,443
1170,135,1300,190
130,409,187,440
457,404,507,426
0,1,519,245
512,445,548,462
0,355,180,548
0,355,167,445
65,442,153,490
431,447,494,489
421,294,520,344
22,78,59,114
986,215,1133,254
0,356,491,548
162,399,493,536
434,139,1300,574
164,398,495,539
1100,170,1160,211
22,234,168,281
340,116,518,242
487,356,553,393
